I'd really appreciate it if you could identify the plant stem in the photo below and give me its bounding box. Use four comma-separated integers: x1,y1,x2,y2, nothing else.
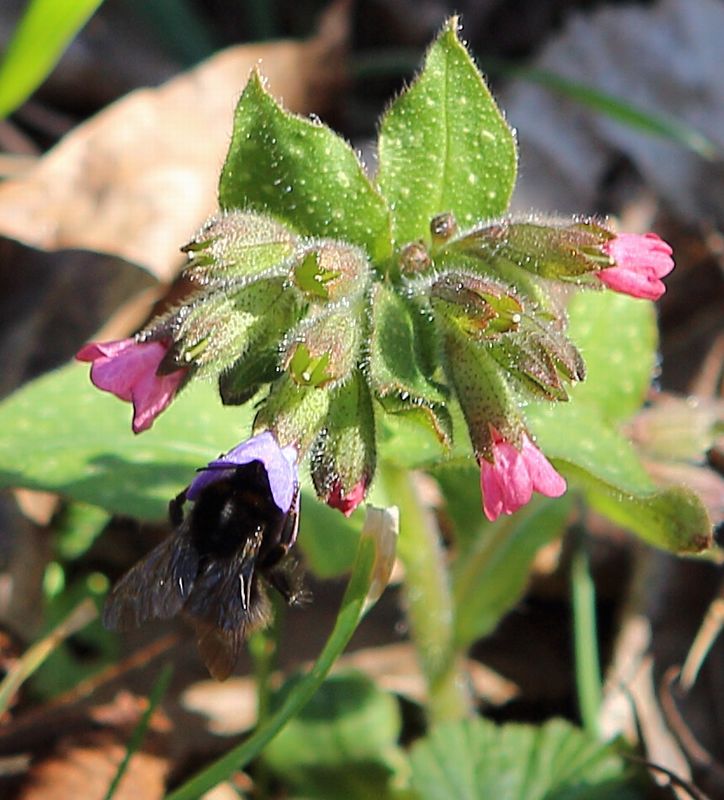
571,523,603,737
380,463,471,723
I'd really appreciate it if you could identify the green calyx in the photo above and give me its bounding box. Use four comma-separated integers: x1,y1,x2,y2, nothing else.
310,372,376,503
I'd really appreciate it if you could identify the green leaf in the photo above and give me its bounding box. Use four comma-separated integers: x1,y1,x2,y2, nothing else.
523,290,712,553
569,464,712,554
433,462,572,648
219,71,391,262
377,17,517,247
0,0,104,119
528,404,712,553
410,717,644,800
565,290,657,423
528,403,654,494
262,672,404,800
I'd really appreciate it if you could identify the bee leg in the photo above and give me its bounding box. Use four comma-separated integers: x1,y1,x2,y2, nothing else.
267,558,309,607
169,488,188,527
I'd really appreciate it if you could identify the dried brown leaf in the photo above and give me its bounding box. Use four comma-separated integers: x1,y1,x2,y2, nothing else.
0,2,350,282
16,691,171,800
17,731,168,800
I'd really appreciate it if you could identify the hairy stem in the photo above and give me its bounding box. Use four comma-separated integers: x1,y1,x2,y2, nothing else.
381,463,471,722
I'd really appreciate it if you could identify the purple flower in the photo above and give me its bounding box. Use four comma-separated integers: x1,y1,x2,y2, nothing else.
599,233,674,301
76,338,186,433
188,430,299,518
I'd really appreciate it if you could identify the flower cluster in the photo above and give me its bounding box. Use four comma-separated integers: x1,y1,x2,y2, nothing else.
78,211,674,521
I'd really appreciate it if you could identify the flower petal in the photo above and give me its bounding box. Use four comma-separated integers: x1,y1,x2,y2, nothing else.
326,479,367,516
600,233,674,300
77,338,185,432
520,435,567,497
187,431,299,514
480,430,566,520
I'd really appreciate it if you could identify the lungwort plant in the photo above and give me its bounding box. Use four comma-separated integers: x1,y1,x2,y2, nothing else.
0,16,715,800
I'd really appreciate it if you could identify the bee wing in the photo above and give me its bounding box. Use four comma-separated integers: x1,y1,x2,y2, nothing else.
103,527,199,631
183,536,271,680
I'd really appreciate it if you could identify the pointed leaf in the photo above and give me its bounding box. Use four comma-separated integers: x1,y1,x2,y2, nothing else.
377,18,517,247
528,403,712,553
220,71,391,261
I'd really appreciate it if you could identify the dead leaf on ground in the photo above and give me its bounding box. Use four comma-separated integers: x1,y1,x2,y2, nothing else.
14,691,171,800
0,1,351,282
17,731,167,800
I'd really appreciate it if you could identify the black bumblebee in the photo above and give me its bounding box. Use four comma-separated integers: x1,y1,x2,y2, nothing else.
103,456,305,680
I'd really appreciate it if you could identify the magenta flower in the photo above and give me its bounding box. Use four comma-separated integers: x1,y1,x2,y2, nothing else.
599,233,674,301
479,430,566,521
76,338,186,433
326,479,367,517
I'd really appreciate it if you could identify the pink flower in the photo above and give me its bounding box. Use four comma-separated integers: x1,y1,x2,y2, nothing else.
480,431,566,521
326,479,367,516
76,338,186,433
599,233,674,301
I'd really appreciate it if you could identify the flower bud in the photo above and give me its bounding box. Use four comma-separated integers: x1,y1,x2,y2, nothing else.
182,210,298,288
310,372,376,516
292,240,370,303
219,286,302,405
283,297,363,389
445,217,613,282
488,328,585,402
160,278,289,377
430,271,523,338
439,319,522,459
430,211,458,247
399,240,431,275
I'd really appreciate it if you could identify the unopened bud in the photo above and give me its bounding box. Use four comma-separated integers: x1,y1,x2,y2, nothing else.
399,240,431,275
182,210,298,287
311,372,376,516
445,217,614,282
293,240,370,303
431,271,523,337
440,320,523,459
284,299,363,389
254,374,330,456
430,211,458,247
